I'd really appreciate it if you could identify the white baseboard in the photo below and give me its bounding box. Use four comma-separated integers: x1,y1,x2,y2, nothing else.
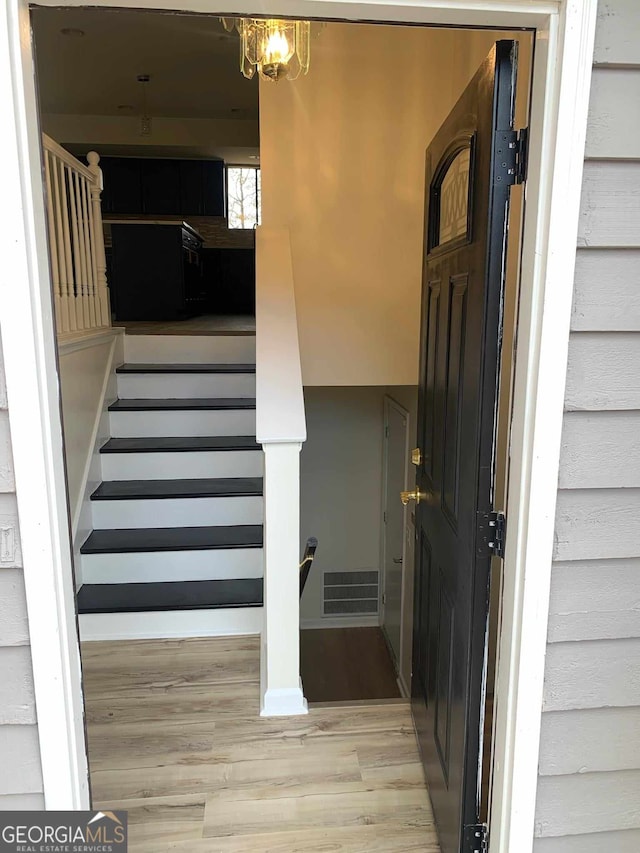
260,685,308,717
300,615,380,630
79,606,263,641
398,673,411,699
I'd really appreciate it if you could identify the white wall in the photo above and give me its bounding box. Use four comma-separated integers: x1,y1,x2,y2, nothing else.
41,114,259,163
260,23,532,386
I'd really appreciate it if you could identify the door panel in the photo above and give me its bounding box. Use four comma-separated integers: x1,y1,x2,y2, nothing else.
411,41,517,853
382,400,408,669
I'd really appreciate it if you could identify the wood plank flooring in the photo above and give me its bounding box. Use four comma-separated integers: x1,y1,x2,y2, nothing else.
122,315,255,335
82,635,439,852
300,627,402,702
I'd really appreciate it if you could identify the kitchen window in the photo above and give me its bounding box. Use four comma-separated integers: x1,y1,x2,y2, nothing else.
227,166,261,229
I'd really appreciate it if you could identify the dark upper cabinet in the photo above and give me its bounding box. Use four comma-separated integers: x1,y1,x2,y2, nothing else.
101,156,225,217
141,159,181,214
100,157,143,214
202,160,226,217
179,160,205,215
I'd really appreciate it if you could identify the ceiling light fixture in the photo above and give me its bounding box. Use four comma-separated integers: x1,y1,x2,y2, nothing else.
221,18,310,83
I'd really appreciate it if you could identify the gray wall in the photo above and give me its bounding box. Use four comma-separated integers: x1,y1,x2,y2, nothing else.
0,334,44,810
299,386,417,641
534,1,640,849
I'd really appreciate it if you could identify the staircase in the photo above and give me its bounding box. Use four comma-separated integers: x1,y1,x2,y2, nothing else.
77,333,265,639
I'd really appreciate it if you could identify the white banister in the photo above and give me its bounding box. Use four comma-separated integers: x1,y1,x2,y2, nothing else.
256,226,308,717
42,134,110,336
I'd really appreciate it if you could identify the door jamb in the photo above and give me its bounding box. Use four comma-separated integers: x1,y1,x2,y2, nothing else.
4,0,598,849
380,395,410,691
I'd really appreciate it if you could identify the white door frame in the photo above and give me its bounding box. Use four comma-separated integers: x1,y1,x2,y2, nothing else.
2,0,597,848
380,395,410,685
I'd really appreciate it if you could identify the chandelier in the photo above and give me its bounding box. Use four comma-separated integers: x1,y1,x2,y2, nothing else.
221,18,311,82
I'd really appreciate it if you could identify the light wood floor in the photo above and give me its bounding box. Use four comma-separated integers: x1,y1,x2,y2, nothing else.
121,315,256,335
82,635,439,853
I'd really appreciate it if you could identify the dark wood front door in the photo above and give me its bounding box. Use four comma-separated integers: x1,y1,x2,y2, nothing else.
411,41,519,853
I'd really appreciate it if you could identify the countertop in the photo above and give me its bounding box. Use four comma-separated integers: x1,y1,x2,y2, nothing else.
105,218,204,242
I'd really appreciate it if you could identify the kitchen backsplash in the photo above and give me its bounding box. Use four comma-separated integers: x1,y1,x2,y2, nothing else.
103,214,255,250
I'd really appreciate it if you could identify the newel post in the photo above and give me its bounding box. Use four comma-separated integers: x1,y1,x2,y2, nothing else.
87,151,111,327
260,441,308,717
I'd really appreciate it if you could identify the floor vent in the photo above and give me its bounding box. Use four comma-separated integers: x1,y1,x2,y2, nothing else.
323,570,379,616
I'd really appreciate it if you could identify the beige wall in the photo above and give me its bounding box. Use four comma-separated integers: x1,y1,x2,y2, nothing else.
260,23,530,386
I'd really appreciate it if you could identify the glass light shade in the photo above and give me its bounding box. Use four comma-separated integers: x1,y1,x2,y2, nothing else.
222,18,311,82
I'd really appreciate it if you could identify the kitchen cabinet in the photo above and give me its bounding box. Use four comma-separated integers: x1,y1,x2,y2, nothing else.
142,159,181,214
100,157,143,214
100,156,225,217
110,222,205,320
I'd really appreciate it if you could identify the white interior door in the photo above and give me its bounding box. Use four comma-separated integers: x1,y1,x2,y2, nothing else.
382,398,409,671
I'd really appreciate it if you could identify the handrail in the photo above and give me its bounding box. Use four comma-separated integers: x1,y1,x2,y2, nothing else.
42,133,94,182
299,537,318,597
255,226,306,444
41,134,110,336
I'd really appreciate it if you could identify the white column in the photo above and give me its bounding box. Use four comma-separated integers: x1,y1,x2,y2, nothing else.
260,441,308,717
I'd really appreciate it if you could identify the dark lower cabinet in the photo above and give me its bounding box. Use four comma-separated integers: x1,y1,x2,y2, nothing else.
111,224,205,321
201,248,255,315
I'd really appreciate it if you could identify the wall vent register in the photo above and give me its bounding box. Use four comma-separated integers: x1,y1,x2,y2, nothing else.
323,570,379,616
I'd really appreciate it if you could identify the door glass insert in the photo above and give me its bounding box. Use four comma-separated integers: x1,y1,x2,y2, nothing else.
438,147,471,245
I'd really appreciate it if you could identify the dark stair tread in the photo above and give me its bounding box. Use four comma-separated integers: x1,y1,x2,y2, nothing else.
80,525,263,554
91,477,263,500
77,578,263,614
100,436,261,454
117,363,256,375
109,398,256,411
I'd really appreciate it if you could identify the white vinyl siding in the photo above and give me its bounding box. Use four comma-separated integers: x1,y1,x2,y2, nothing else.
0,337,44,809
534,0,640,848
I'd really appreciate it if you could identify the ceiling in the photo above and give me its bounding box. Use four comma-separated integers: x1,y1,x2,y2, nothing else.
31,8,259,122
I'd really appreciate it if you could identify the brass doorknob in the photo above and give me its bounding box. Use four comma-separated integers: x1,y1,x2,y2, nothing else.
400,489,427,506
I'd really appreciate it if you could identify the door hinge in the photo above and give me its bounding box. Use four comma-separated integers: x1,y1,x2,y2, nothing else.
493,127,528,187
488,511,506,558
477,510,506,559
464,823,488,853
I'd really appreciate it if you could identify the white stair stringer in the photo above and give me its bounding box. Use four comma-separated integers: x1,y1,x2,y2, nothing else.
81,546,263,584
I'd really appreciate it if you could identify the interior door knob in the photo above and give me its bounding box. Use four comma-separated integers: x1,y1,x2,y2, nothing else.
400,489,427,506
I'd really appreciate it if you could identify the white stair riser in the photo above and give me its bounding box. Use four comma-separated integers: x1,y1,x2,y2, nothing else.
92,496,263,529
79,607,263,641
82,547,263,584
109,408,255,438
101,450,263,480
117,373,256,400
124,335,255,365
